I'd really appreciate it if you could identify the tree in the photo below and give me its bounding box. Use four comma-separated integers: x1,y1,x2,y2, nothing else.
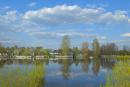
34,47,44,56
72,47,80,60
122,45,130,55
100,43,118,55
44,49,51,58
61,35,70,56
13,45,20,56
19,47,31,56
81,42,89,59
92,39,100,58
0,44,6,55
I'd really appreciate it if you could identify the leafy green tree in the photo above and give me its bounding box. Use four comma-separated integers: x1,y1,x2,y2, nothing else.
34,47,44,56
61,35,70,56
0,44,6,55
72,47,80,60
81,42,89,60
19,47,31,56
44,49,51,58
92,39,100,58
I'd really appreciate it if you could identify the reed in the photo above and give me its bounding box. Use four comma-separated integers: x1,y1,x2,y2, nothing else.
0,61,45,87
104,60,130,87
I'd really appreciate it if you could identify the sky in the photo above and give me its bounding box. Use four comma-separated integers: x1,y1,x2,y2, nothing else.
0,0,130,49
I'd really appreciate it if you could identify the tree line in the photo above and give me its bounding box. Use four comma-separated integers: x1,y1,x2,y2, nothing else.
0,35,130,58
60,36,130,59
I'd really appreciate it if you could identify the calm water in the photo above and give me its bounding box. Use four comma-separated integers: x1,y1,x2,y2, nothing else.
0,59,115,87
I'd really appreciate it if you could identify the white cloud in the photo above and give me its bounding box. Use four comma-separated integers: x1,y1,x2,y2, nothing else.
100,39,130,44
96,36,107,40
0,10,17,21
0,6,11,13
23,5,104,25
0,5,130,47
2,6,11,10
5,10,17,21
0,40,21,44
28,2,37,7
128,19,130,23
113,40,130,43
30,32,89,37
0,10,18,33
1,5,130,34
121,33,130,37
0,32,21,46
30,31,107,40
23,5,130,25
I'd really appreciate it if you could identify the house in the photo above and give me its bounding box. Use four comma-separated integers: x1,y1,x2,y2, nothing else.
50,50,60,55
50,49,73,60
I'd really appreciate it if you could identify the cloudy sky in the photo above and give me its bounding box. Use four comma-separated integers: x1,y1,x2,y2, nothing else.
0,0,130,48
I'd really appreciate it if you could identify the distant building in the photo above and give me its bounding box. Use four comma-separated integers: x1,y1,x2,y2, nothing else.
50,50,60,55
50,49,73,59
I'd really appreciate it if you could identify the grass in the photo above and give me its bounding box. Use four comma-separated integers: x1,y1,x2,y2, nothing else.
116,55,130,59
104,60,130,87
0,61,45,87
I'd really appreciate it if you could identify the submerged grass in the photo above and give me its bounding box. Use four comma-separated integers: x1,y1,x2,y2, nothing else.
104,60,130,87
0,61,45,87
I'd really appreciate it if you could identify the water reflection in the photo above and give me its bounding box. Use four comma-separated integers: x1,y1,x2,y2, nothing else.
100,59,115,70
0,60,6,68
60,59,71,79
0,58,116,87
92,59,100,76
82,59,89,73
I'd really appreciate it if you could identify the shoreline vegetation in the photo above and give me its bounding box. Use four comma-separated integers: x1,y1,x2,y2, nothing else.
0,36,130,60
104,60,130,87
0,61,45,87
0,55,130,60
0,36,130,87
0,57,130,87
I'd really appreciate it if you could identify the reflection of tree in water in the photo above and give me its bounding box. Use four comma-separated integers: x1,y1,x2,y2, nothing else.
82,59,89,73
92,59,100,75
61,59,71,80
0,60,6,68
100,59,115,70
74,59,80,66
45,59,49,65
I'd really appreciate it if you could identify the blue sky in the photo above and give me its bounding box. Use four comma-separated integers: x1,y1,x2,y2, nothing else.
0,0,130,48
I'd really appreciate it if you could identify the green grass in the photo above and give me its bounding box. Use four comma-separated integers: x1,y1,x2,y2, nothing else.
116,55,130,59
104,60,130,87
0,61,45,87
